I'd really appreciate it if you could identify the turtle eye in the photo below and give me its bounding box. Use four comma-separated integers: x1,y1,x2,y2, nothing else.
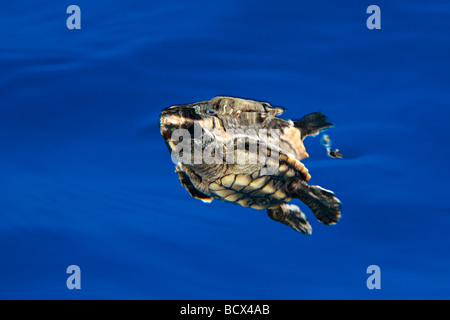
193,104,204,114
192,104,215,115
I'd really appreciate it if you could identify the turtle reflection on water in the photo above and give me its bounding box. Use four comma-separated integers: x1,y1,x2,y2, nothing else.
159,96,342,234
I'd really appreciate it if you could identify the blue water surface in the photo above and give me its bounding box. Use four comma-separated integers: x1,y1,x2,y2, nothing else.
0,0,449,299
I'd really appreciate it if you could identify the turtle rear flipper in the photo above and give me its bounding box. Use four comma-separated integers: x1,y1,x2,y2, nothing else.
294,112,333,140
267,204,312,234
291,180,341,225
176,166,213,203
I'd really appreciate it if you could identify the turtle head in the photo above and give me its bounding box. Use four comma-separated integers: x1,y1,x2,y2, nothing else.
159,102,214,161
159,103,205,141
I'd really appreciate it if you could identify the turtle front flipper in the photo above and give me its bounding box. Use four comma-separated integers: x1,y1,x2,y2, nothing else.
290,180,341,225
267,204,312,234
175,165,213,203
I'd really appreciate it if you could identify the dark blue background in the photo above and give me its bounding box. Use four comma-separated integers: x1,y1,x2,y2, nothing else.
0,0,449,299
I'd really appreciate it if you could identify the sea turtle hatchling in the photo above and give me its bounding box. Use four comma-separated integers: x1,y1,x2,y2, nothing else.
159,96,342,234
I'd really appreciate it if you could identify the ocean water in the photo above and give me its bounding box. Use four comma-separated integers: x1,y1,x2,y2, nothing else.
0,0,449,299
